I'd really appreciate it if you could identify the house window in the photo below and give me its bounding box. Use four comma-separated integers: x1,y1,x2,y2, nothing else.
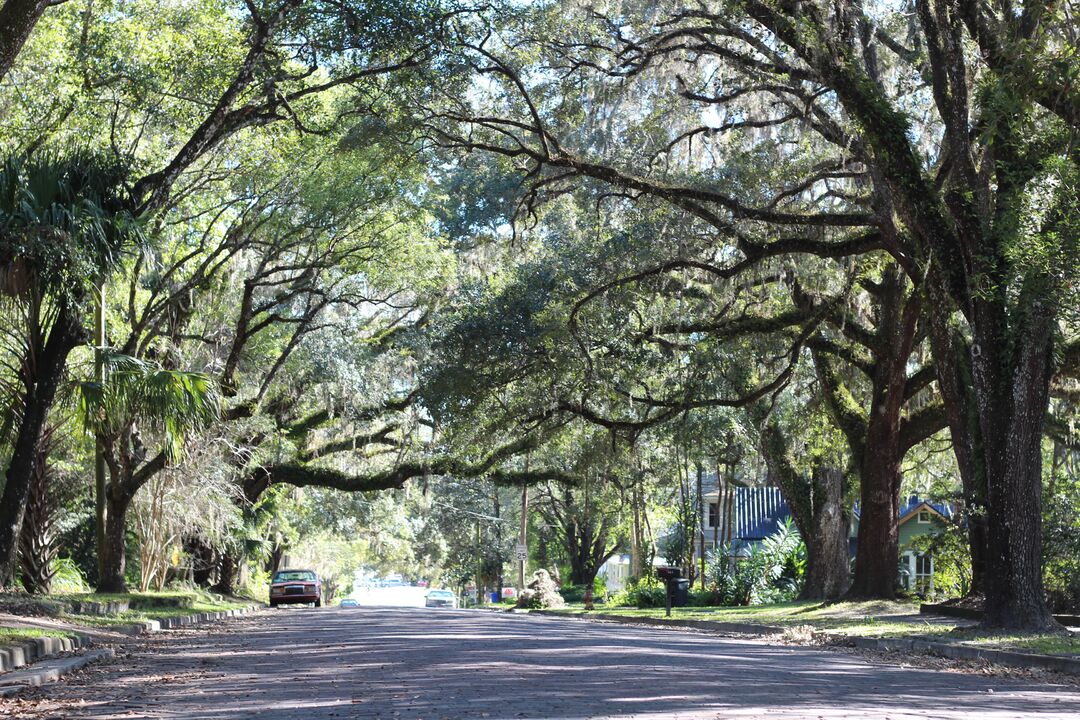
914,553,933,595
917,510,931,524
708,502,721,528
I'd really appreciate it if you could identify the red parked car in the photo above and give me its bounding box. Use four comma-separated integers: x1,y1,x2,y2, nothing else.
269,569,322,608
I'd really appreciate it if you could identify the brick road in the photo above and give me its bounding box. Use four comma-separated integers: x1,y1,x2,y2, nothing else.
3,607,1080,719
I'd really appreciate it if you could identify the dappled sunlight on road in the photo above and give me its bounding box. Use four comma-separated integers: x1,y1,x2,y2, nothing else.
4,607,1080,719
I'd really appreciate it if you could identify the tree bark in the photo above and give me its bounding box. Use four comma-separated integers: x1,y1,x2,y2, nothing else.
758,415,850,600
927,294,989,597
978,318,1059,630
848,450,901,598
799,467,851,600
0,303,82,586
0,0,50,84
809,266,918,600
97,488,133,593
212,553,238,595
185,535,216,587
18,444,56,594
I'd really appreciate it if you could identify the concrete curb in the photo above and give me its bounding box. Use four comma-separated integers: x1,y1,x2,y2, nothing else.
0,633,94,673
112,605,261,636
532,609,1080,676
0,648,115,697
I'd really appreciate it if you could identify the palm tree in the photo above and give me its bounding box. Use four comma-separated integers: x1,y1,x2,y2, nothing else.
79,352,219,593
0,151,137,586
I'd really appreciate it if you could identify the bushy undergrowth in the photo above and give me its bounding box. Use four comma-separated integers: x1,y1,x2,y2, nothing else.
707,517,805,606
49,557,90,593
609,577,667,608
559,576,606,603
608,520,807,609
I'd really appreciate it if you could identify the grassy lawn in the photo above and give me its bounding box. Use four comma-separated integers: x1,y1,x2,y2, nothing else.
546,599,1080,657
0,626,78,646
941,629,1080,657
48,589,253,628
551,599,936,633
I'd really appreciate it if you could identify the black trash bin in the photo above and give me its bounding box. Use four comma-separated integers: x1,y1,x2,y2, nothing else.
672,578,690,607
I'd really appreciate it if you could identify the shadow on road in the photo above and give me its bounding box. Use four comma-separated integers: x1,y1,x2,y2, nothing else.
23,607,1080,719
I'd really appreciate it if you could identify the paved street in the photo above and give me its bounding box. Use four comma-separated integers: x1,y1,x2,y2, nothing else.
4,607,1080,719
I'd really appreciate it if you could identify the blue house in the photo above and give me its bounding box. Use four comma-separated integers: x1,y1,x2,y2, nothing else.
698,480,954,591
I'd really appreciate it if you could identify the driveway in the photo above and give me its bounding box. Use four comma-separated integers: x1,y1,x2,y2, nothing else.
2,607,1079,719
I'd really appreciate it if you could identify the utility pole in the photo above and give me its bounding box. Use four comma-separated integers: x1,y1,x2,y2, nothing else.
94,284,107,582
697,464,706,590
475,520,482,605
518,484,528,589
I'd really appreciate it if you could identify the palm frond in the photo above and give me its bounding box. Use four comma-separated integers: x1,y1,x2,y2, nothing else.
78,352,219,463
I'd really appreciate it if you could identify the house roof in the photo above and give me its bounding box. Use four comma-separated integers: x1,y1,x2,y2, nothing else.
732,486,791,541
852,496,956,522
722,488,955,542
897,498,954,524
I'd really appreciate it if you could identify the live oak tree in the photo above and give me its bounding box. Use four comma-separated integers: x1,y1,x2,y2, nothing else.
427,0,1079,629
0,0,446,588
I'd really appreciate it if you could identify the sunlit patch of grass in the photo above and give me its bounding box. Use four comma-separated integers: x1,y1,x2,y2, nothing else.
936,628,1080,656
546,599,1080,658
0,626,77,645
49,588,252,627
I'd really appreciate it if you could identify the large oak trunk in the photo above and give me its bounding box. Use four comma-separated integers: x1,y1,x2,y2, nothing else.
848,396,904,598
977,318,1059,630
759,415,851,600
848,404,903,599
848,478,900,598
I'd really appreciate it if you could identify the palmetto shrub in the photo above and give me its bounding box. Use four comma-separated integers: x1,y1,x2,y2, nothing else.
708,517,806,605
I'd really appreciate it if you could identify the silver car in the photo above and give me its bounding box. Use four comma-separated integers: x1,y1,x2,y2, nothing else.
425,589,457,608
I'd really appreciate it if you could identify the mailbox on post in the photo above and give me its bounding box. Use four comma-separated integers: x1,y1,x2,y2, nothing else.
656,566,682,617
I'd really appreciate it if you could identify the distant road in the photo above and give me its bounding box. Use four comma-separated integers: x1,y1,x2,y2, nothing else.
351,585,428,607
6,607,1080,719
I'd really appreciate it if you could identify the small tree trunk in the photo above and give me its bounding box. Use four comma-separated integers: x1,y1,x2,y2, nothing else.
97,489,133,593
185,535,215,586
18,445,56,594
927,300,989,597
0,304,82,586
265,543,284,575
213,553,238,595
696,465,705,589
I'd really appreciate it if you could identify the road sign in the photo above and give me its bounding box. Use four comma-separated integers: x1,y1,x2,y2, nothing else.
514,543,528,561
